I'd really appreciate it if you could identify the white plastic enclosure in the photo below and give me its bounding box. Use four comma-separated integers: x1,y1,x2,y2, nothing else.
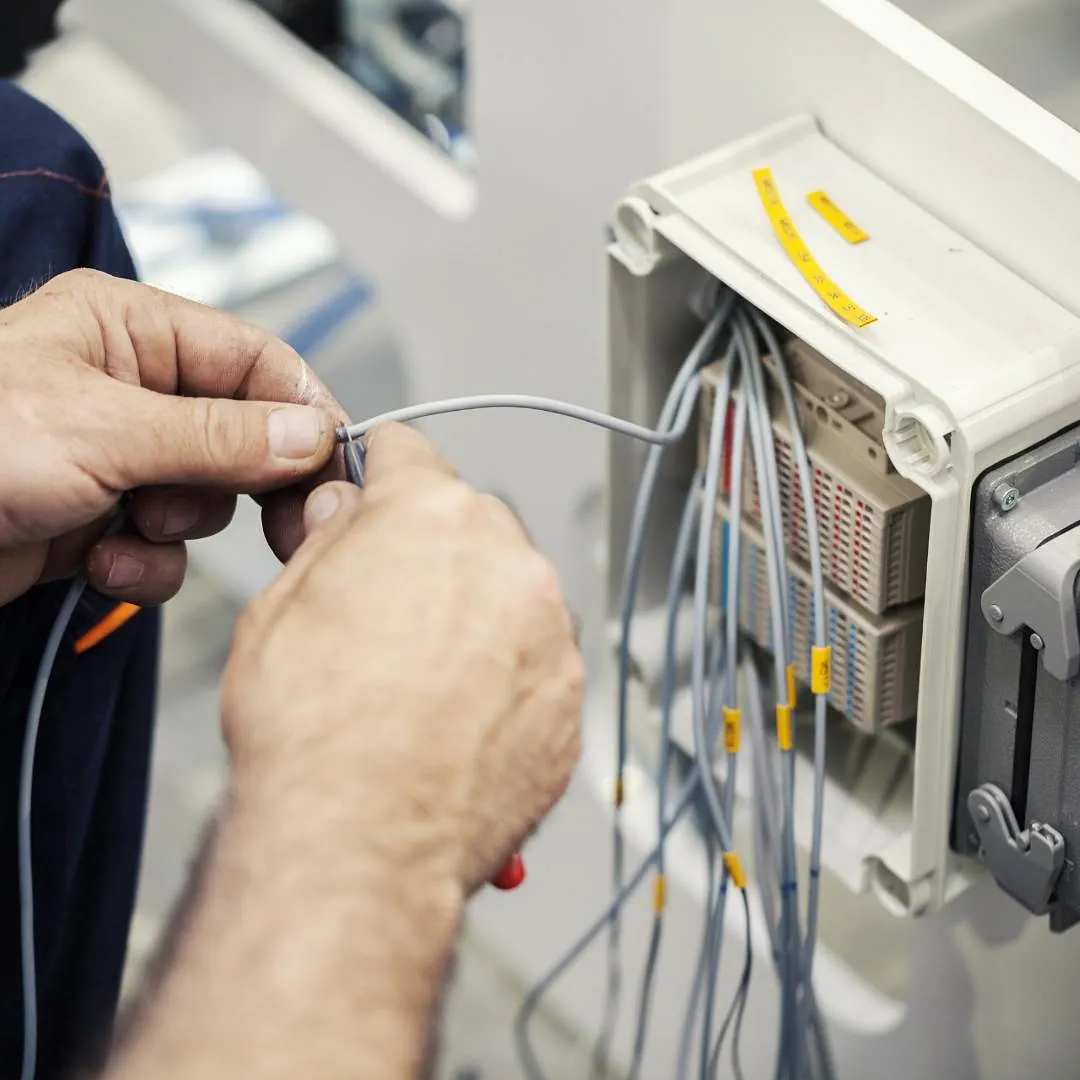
608,114,1080,919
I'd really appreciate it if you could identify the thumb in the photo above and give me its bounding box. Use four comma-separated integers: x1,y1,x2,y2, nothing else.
106,392,338,492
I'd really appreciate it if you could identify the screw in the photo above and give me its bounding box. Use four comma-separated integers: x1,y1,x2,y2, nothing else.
989,605,1004,623
1031,633,1045,651
976,805,991,823
992,482,1020,512
826,390,850,408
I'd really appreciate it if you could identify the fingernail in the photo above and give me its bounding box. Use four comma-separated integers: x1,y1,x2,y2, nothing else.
106,553,145,589
305,486,341,526
161,494,200,538
268,406,323,460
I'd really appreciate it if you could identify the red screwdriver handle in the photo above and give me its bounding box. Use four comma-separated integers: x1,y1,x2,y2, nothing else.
491,852,526,890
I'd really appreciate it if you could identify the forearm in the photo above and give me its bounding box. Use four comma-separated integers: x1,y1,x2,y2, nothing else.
107,765,463,1080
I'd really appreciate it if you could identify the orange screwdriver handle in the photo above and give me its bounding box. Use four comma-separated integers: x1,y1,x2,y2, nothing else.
491,853,526,890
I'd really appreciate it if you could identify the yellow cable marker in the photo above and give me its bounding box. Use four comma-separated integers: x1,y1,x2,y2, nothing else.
776,703,794,751
723,706,742,754
786,663,797,710
653,873,667,914
752,168,877,329
807,190,869,244
613,775,625,808
723,852,747,890
811,646,833,695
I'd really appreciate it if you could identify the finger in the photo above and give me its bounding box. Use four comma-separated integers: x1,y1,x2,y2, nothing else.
42,269,345,414
302,481,366,537
361,423,456,486
129,487,237,542
258,444,348,563
95,386,338,493
85,535,188,606
241,481,366,626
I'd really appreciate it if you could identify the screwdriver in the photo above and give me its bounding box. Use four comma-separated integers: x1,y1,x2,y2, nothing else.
340,434,526,892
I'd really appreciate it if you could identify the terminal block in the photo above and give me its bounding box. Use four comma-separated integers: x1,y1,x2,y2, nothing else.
699,348,930,616
711,505,923,732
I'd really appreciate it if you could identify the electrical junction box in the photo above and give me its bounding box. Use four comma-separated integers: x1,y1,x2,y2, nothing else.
606,114,1080,943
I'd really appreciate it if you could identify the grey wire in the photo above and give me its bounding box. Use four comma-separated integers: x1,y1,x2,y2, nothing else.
690,341,745,1080
751,313,828,980
626,477,705,1080
738,320,802,1078
749,313,835,1080
595,296,733,1080
676,843,717,1080
343,384,699,447
20,579,87,1080
709,887,753,1079
690,343,738,856
513,771,701,1080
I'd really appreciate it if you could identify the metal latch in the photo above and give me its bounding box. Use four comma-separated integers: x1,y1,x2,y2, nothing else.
981,526,1080,682
968,783,1065,915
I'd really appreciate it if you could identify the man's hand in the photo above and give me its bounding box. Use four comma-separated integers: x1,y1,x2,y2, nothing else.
0,268,345,605
222,422,584,894
109,424,582,1080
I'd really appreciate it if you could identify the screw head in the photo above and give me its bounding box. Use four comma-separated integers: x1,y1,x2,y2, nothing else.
1031,633,1045,651
989,605,1004,623
976,805,991,823
827,390,850,408
993,482,1020,512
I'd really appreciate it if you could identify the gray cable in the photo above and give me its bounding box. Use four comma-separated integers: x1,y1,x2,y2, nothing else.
20,579,87,1080
627,477,705,1080
676,842,717,1080
513,771,701,1080
594,296,734,1080
738,321,802,1077
342,385,701,448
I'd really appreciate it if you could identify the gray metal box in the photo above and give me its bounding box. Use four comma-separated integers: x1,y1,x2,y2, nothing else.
954,423,1080,925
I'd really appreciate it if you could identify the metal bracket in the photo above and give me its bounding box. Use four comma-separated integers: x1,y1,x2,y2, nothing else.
968,783,1065,915
981,527,1080,681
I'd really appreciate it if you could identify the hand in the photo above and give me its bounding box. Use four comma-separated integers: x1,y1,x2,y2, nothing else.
0,269,346,606
220,424,584,896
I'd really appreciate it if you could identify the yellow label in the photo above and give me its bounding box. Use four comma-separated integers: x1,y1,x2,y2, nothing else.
811,646,833,695
807,189,869,244
786,664,797,710
653,873,667,914
613,775,625,808
777,704,794,751
723,852,747,890
723,707,742,753
752,168,877,329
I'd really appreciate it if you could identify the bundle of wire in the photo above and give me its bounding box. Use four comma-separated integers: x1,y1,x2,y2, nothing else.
21,287,831,1080
509,299,837,1080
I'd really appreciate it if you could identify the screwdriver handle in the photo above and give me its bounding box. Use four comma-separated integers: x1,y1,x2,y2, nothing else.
340,436,526,893
491,853,526,891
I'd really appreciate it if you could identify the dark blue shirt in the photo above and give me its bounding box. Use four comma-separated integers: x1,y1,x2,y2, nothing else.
0,80,160,1077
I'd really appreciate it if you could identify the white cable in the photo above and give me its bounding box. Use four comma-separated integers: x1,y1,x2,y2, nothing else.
20,579,86,1080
